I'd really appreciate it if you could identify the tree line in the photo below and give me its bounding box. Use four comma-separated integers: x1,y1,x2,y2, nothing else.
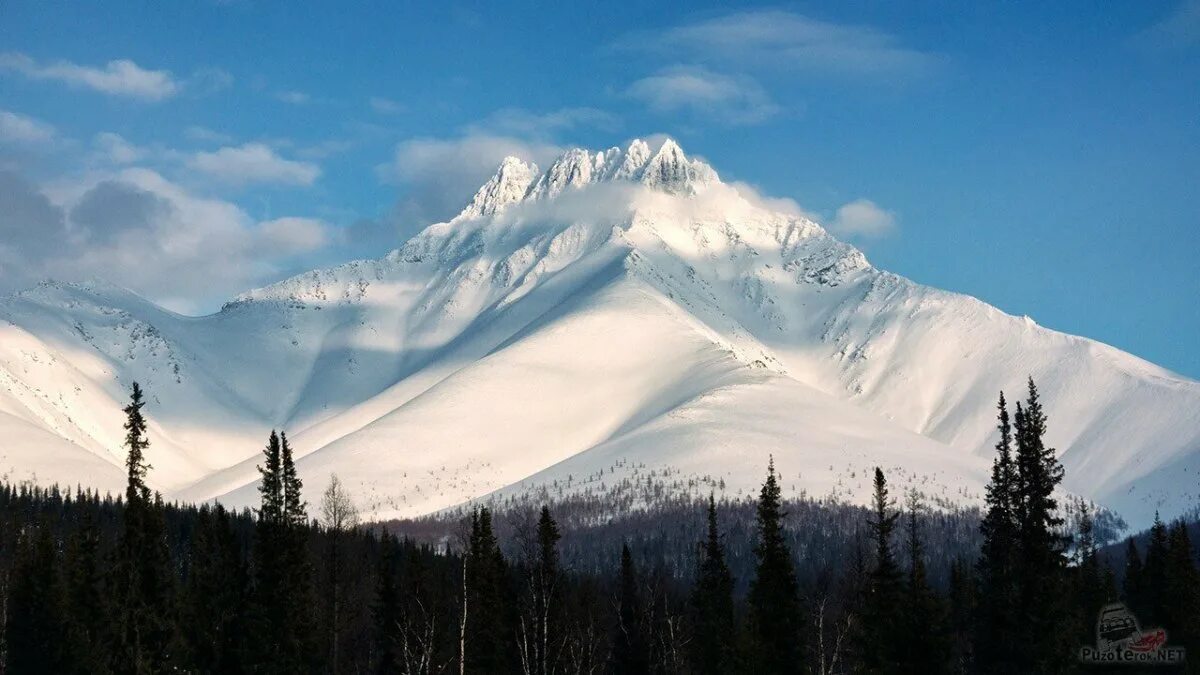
0,378,1198,673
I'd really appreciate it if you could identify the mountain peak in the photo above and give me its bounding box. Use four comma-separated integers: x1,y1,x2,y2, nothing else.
459,156,539,219
456,138,720,220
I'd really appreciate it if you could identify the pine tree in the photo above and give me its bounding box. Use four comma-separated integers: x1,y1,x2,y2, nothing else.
899,492,949,675
690,494,736,675
1163,521,1199,655
947,558,975,675
1012,378,1070,671
114,381,174,674
860,467,903,673
612,542,650,675
64,510,113,673
1073,502,1109,645
184,504,248,673
7,525,72,674
524,505,561,675
975,392,1019,673
747,457,804,674
372,532,402,675
1122,537,1145,618
1143,511,1169,626
465,507,512,672
251,430,315,673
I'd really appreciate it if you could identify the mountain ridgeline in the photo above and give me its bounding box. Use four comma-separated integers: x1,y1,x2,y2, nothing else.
1,138,1198,530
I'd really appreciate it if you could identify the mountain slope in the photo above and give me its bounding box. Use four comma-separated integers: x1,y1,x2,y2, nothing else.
1,139,1196,527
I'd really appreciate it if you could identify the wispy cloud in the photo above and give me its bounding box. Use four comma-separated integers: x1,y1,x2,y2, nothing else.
275,90,312,105
369,96,404,114
625,67,778,125
188,143,320,186
828,199,896,238
185,126,234,145
0,52,180,100
1133,0,1200,49
0,109,56,144
620,10,941,79
470,106,620,138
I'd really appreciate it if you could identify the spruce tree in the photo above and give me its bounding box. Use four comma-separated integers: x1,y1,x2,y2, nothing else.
690,494,736,675
184,504,247,673
612,542,650,675
372,532,402,675
1123,537,1145,618
899,492,949,675
526,505,561,675
1073,502,1109,645
1143,512,1169,626
1012,378,1070,671
860,467,903,673
947,557,975,675
465,507,512,672
114,381,173,674
252,430,315,673
64,510,113,673
975,392,1019,673
747,457,804,675
1163,521,1199,655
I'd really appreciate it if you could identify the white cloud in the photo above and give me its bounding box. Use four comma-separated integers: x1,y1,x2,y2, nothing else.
92,132,144,164
0,167,333,311
185,126,234,144
0,109,56,144
470,107,620,138
625,66,779,125
275,90,311,105
256,217,329,254
0,52,180,100
829,199,897,237
369,96,404,114
625,10,940,78
188,143,320,186
383,134,563,226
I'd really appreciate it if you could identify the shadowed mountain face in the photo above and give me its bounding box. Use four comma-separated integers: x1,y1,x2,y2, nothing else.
2,139,1197,528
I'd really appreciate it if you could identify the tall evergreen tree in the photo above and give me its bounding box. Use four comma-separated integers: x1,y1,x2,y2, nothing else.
899,492,949,675
1143,512,1170,626
1012,378,1070,671
975,392,1019,673
690,494,736,675
372,532,403,675
860,467,903,673
612,542,650,675
947,558,975,675
114,381,174,674
1163,521,1200,655
522,505,561,675
1123,537,1145,618
1073,502,1109,645
747,457,804,675
464,507,512,673
252,430,315,673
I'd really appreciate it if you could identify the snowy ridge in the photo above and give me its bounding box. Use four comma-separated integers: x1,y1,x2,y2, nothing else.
1,139,1197,528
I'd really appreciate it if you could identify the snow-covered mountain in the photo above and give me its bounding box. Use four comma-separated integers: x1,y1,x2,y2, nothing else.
2,139,1197,528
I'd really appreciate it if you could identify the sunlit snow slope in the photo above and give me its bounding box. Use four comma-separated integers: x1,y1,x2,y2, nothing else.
2,139,1196,527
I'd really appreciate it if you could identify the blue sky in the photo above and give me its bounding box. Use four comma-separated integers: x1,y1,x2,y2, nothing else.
1,1,1198,377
